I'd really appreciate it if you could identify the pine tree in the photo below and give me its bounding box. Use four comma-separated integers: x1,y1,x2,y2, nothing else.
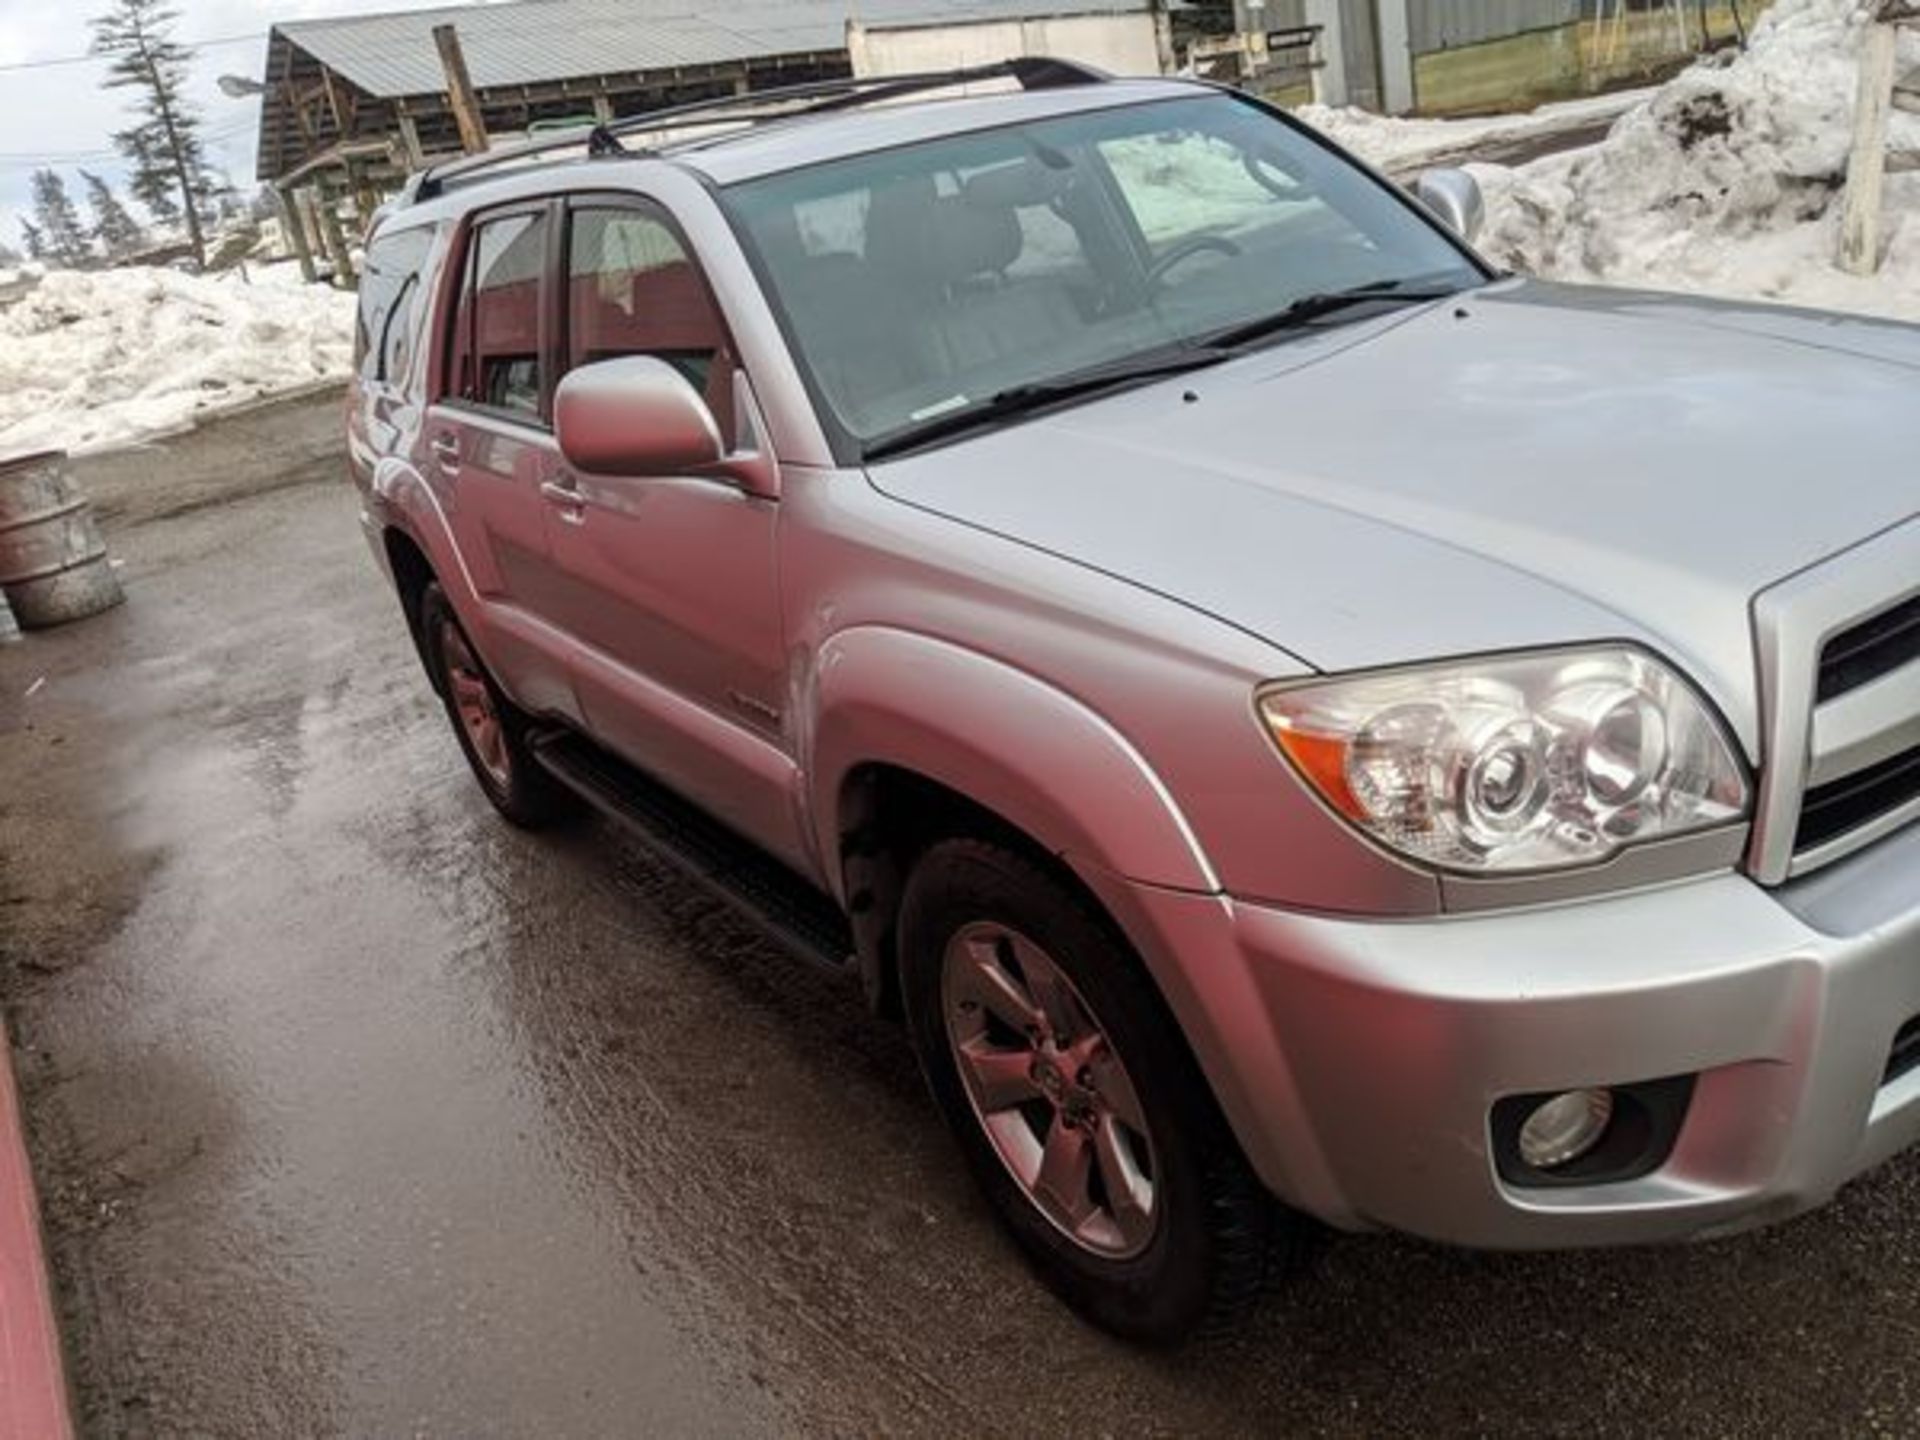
90,0,211,269
82,171,146,260
30,170,92,268
123,128,179,225
19,220,47,263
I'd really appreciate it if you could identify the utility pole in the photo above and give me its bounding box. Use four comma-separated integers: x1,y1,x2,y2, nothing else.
434,24,490,155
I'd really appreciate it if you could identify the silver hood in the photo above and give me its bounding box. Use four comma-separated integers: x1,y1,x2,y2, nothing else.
867,279,1920,756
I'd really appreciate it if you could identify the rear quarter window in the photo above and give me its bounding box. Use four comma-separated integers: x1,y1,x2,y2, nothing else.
355,226,437,387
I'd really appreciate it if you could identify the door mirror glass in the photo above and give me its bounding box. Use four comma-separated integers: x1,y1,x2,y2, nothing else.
1412,168,1485,245
553,355,724,476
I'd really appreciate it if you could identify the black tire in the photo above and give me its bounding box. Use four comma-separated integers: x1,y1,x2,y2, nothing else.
898,837,1284,1343
419,582,576,830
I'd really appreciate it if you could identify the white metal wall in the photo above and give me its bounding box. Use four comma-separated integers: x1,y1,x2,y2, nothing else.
847,12,1165,78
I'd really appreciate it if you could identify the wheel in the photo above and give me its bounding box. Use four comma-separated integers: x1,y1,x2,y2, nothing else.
898,838,1282,1343
419,582,576,829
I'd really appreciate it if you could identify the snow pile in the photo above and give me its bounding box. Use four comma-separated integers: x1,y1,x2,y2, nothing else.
0,263,355,458
1297,89,1652,174
1467,0,1920,319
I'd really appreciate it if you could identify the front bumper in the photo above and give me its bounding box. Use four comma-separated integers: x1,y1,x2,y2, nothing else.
1099,820,1920,1248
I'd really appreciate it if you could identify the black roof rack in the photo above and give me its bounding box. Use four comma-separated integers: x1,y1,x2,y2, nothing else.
407,56,1109,204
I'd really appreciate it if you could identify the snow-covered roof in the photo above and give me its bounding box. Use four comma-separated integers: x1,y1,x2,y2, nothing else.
274,0,1152,101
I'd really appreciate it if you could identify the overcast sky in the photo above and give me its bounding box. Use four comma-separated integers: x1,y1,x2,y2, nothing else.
0,0,481,249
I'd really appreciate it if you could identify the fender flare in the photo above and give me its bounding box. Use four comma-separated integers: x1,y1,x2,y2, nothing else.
371,460,482,617
805,627,1219,895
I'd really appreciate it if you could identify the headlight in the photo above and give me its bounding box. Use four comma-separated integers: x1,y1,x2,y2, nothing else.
1257,648,1750,874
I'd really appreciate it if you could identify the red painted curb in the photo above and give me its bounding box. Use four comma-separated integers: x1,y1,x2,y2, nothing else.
0,1018,72,1440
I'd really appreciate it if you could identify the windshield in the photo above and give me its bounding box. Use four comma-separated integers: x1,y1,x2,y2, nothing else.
720,93,1483,458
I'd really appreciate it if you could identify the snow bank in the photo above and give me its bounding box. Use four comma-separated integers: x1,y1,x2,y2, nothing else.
1466,0,1920,320
0,263,355,458
1296,88,1652,174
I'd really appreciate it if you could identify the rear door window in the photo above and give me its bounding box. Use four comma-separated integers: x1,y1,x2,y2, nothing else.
355,226,434,385
448,209,549,422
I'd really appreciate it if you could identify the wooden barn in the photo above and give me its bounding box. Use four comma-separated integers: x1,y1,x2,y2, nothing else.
250,0,1163,279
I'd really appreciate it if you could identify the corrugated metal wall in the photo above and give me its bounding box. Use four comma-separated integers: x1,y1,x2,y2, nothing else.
1236,0,1313,27
1407,0,1581,54
1339,0,1383,108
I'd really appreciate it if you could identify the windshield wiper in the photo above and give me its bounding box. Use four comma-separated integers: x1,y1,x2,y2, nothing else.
1201,279,1464,352
862,345,1235,461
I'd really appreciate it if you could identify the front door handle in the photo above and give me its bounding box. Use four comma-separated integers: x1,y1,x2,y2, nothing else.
429,434,460,471
540,478,587,523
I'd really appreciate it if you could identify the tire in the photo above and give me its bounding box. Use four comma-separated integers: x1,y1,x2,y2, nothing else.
419,582,576,830
898,837,1283,1343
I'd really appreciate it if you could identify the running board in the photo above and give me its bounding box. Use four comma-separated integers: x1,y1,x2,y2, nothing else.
530,730,854,973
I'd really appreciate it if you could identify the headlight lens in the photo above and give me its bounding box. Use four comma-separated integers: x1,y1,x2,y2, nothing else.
1258,648,1750,874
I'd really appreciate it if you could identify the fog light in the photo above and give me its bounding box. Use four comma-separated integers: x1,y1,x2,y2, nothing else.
1517,1088,1614,1170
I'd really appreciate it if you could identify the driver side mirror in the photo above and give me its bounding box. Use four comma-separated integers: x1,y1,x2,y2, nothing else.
1412,168,1486,245
554,356,725,477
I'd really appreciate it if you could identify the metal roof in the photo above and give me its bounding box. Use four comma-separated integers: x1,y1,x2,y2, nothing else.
274,0,1154,101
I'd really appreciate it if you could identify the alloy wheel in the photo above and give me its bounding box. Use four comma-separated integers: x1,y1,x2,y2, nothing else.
438,618,511,789
941,920,1160,1259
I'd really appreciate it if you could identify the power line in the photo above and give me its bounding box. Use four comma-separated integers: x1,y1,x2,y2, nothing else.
0,31,266,75
0,118,261,170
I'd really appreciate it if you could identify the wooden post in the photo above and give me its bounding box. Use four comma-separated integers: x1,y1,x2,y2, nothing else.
1304,0,1348,106
434,23,490,155
396,110,427,171
1149,0,1175,75
313,186,357,291
275,184,317,284
1839,20,1899,275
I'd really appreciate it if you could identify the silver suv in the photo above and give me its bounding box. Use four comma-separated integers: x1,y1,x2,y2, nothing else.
350,61,1920,1341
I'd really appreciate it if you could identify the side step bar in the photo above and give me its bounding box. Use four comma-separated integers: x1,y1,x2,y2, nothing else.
530,730,855,973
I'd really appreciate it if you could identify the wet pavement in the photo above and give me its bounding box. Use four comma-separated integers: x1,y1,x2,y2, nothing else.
4,392,1920,1437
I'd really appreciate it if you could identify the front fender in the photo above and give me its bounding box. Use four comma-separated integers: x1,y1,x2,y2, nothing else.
804,627,1219,895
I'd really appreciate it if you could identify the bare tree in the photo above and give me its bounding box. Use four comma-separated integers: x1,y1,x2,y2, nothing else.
91,0,212,268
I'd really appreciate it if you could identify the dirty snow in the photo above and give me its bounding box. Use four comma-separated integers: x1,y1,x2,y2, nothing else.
1297,87,1655,174
1318,0,1919,322
0,263,354,459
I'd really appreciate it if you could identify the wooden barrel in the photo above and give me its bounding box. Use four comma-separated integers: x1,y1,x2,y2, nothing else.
0,451,124,630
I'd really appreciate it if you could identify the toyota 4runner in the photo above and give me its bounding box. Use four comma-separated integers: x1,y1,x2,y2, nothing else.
349,60,1920,1341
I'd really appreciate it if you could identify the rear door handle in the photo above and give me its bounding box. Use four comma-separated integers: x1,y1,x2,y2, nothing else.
540,478,587,523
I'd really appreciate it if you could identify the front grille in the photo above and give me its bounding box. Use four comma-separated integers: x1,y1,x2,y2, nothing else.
1751,522,1920,883
1795,742,1920,852
1886,1017,1920,1087
1818,593,1920,703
